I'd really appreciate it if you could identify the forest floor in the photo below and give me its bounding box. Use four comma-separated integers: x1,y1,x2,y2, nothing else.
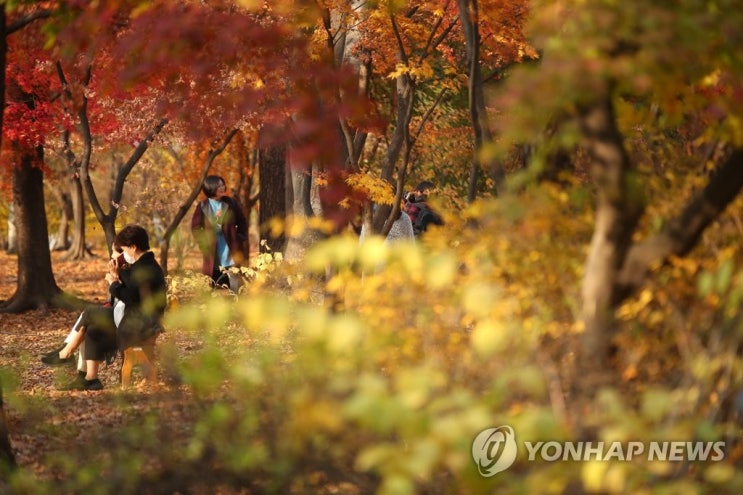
0,248,206,483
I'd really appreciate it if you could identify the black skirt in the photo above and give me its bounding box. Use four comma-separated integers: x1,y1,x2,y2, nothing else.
81,306,118,362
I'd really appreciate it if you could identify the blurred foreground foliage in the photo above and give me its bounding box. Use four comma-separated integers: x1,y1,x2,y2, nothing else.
5,181,743,494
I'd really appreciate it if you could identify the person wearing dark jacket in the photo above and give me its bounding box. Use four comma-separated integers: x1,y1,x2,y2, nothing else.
41,244,130,375
191,175,248,287
404,180,444,236
61,225,167,391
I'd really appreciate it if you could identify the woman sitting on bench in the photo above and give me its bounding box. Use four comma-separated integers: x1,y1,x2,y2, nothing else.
60,224,167,391
41,244,129,375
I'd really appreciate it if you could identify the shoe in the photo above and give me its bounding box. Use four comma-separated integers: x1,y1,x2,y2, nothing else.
59,375,103,391
42,344,66,357
41,353,75,366
83,379,103,391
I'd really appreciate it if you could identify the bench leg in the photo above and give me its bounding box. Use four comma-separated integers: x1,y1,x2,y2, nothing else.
121,345,156,387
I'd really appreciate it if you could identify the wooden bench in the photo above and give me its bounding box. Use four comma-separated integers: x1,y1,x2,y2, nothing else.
121,335,158,387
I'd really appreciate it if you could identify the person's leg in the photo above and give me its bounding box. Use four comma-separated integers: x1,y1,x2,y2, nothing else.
80,316,117,381
59,331,109,391
212,263,222,285
42,311,86,357
84,360,100,382
58,329,86,359
59,308,115,391
41,327,85,366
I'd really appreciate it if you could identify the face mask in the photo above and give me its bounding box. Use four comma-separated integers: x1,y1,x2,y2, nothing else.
123,252,136,264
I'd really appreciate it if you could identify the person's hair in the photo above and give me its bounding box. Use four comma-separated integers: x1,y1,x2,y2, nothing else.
415,180,435,192
115,225,150,251
202,175,226,198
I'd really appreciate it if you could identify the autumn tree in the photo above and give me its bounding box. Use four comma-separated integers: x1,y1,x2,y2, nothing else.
308,1,533,237
52,55,170,254
101,1,376,239
0,6,64,313
494,0,743,362
456,0,535,200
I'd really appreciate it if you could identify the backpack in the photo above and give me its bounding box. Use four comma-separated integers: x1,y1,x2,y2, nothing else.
411,202,443,235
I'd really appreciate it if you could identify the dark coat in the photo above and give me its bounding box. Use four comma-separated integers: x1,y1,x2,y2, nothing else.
405,200,443,235
191,195,248,278
108,251,167,349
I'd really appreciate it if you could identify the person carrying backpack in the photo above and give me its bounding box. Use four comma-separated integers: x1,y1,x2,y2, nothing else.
404,180,444,236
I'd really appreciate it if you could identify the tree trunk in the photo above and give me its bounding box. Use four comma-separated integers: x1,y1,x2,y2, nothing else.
0,145,64,313
258,140,288,254
457,0,504,201
233,131,258,262
0,7,9,255
284,164,326,263
372,69,414,235
579,97,644,359
55,64,92,260
50,189,72,251
0,382,15,470
62,175,91,259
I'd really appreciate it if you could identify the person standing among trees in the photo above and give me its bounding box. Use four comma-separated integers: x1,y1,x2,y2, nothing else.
191,175,248,289
404,180,444,236
359,204,415,246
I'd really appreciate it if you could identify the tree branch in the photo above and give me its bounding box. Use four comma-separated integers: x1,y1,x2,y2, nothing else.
7,9,53,35
617,147,743,297
110,118,169,215
160,128,239,247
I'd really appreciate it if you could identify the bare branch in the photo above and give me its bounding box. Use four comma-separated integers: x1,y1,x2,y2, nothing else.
7,9,53,34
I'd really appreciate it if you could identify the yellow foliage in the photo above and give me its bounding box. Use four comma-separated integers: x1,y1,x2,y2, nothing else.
345,172,395,205
160,176,743,493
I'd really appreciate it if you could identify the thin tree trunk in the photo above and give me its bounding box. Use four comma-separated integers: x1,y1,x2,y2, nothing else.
5,204,16,254
55,64,93,260
457,0,504,201
233,131,259,261
0,5,6,152
49,188,72,251
63,175,91,259
284,163,326,263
